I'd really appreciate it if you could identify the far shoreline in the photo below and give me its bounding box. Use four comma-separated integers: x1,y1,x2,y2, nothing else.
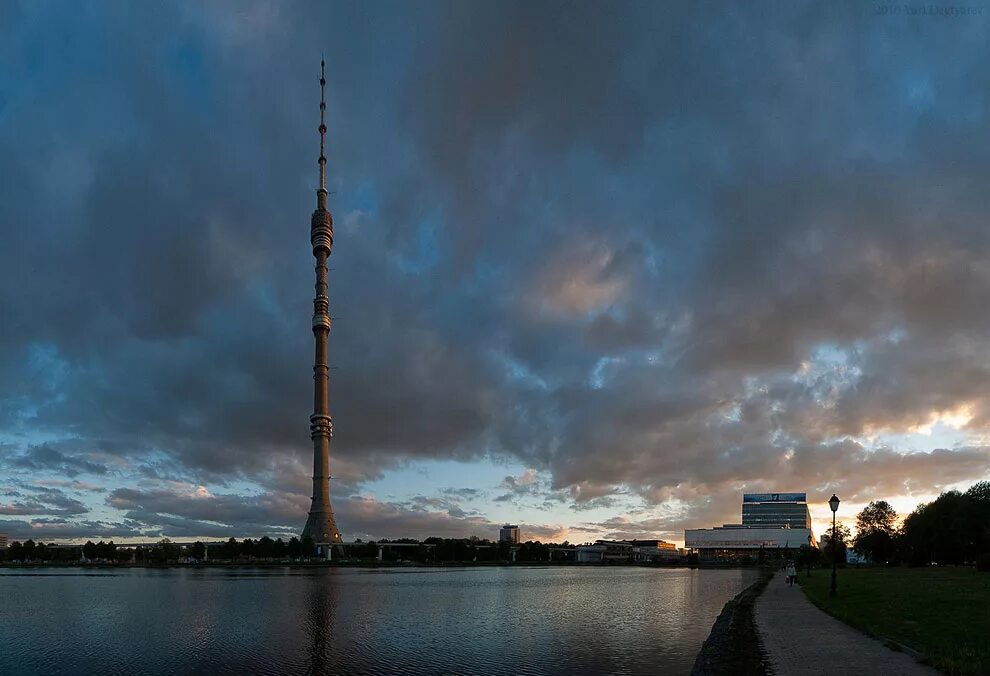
0,560,757,570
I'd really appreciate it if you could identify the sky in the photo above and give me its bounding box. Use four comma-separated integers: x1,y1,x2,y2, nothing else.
3,1,990,547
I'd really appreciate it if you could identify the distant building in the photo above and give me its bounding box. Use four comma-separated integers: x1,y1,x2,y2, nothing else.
572,539,683,563
0,533,7,549
576,540,633,563
846,549,868,564
685,492,817,559
629,539,682,562
548,546,576,562
685,527,815,558
818,536,866,564
499,525,520,544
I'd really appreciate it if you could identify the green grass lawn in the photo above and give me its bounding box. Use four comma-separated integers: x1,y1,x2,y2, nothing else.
799,567,990,675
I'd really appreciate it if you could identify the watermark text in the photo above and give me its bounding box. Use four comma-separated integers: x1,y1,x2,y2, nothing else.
876,4,984,16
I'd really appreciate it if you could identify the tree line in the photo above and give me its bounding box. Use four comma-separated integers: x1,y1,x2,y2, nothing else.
0,539,115,562
0,537,314,563
358,537,563,563
815,481,990,569
2,535,571,564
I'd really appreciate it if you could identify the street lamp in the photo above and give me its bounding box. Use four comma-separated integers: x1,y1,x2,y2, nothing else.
829,494,840,597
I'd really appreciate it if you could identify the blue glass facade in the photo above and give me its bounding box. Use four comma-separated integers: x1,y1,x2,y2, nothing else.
741,493,811,528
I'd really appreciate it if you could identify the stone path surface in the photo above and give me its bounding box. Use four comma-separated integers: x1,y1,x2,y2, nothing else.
754,572,938,675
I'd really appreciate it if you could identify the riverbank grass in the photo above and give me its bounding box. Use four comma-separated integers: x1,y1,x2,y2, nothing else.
800,567,990,675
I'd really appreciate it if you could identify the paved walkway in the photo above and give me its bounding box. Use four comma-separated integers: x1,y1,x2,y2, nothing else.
754,572,937,675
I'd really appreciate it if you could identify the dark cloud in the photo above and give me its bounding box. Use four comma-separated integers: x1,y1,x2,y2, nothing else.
10,444,109,477
0,518,144,542
340,496,498,541
0,483,90,516
89,483,499,541
33,480,107,493
105,485,305,537
590,516,676,542
493,469,565,506
401,493,481,520
440,487,482,498
2,2,990,541
569,496,619,512
0,496,87,516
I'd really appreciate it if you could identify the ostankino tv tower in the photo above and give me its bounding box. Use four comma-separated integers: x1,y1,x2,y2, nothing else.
301,60,343,551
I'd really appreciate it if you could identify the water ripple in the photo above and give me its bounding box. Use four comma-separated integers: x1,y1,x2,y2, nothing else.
0,566,757,676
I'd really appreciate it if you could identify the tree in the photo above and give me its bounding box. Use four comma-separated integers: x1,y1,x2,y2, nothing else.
35,542,49,561
222,537,239,559
345,540,376,559
965,482,990,561
796,544,820,575
908,496,947,564
517,541,550,562
820,523,851,565
965,480,990,501
497,541,511,562
94,541,117,560
83,541,97,561
854,500,899,563
257,536,275,559
900,482,990,566
151,538,180,563
7,541,23,561
856,500,898,533
190,542,206,560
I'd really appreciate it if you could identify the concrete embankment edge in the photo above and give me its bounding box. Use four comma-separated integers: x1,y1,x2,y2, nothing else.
691,569,773,676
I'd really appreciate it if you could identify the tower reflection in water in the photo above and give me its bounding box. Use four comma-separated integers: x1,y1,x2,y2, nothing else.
305,569,340,676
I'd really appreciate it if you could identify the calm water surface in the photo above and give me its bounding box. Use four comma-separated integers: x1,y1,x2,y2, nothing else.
0,566,757,675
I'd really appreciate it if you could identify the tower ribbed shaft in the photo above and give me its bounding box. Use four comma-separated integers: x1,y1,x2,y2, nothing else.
302,59,341,547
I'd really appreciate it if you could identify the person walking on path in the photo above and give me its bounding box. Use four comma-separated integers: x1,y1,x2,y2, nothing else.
785,561,797,586
755,571,936,675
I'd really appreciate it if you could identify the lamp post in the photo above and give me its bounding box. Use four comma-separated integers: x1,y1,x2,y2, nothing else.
829,493,840,597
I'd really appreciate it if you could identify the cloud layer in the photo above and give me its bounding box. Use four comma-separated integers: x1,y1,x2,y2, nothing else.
3,2,990,542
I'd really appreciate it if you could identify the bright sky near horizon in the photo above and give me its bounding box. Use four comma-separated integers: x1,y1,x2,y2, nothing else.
3,2,990,546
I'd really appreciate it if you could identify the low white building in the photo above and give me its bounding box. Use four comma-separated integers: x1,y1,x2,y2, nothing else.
575,540,634,563
685,526,816,558
685,491,819,559
575,539,683,563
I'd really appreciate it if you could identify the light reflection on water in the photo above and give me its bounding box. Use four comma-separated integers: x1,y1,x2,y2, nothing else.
0,566,757,675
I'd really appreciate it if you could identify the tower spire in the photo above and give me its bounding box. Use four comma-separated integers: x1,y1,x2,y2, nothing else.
318,58,328,210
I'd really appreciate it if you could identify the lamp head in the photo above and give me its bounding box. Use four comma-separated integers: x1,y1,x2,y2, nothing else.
829,494,840,513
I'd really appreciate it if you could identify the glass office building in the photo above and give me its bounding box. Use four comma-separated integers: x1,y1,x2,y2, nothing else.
685,492,817,559
741,493,811,529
